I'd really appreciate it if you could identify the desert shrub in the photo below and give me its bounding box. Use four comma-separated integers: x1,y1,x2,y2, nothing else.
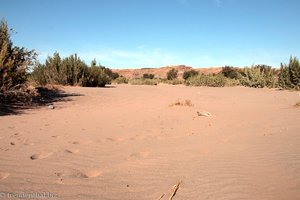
129,78,158,85
237,65,277,88
102,67,119,80
61,54,88,85
167,68,178,80
238,67,266,88
143,73,155,79
278,56,300,89
113,76,128,84
31,53,87,86
185,73,229,87
256,65,277,88
161,78,184,85
81,66,110,87
221,66,241,79
183,70,199,80
31,54,112,87
0,19,36,93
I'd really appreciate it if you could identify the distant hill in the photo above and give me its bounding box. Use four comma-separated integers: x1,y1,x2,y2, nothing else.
113,65,222,79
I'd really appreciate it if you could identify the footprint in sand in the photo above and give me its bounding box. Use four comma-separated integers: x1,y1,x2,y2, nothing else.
105,137,125,142
71,140,92,145
64,149,79,154
127,151,150,161
56,169,102,179
0,172,10,180
30,152,53,160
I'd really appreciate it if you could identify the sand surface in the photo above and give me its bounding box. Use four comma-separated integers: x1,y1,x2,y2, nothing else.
0,84,300,200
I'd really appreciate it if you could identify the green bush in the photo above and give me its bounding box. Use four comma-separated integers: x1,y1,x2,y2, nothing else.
167,68,178,80
185,73,229,87
129,78,158,85
143,73,155,79
279,56,300,89
183,70,199,80
0,19,36,93
81,66,110,87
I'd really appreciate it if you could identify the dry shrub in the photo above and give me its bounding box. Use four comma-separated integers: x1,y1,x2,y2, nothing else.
129,78,158,85
113,76,128,84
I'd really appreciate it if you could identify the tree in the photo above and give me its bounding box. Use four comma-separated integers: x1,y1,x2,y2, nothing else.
0,19,36,93
167,68,178,80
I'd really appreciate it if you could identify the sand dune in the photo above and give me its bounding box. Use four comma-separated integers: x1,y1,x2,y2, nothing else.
0,84,299,199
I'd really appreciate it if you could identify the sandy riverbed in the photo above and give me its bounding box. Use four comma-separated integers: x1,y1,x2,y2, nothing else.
0,84,300,200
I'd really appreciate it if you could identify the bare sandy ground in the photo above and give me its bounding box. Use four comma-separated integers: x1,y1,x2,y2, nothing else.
0,84,300,200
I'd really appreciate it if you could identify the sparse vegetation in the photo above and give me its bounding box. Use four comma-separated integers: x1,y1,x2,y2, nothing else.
185,73,230,87
161,78,184,85
170,99,193,107
167,68,178,80
129,78,158,85
31,53,112,87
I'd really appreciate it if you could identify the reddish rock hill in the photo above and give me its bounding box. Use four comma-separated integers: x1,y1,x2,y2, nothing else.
113,65,222,79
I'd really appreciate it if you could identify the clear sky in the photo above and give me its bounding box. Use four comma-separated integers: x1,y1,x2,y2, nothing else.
1,0,299,68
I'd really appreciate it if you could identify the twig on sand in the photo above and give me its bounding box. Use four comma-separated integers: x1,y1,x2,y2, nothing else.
169,181,181,200
158,194,165,200
157,181,182,200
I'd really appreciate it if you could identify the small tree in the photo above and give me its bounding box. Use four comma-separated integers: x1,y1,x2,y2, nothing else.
183,69,199,80
167,68,178,80
0,19,36,93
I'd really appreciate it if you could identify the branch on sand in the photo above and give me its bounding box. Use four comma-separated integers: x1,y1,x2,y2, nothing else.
158,181,182,200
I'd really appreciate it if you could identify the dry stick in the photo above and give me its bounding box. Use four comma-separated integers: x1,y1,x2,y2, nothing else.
168,181,181,200
157,180,182,200
157,194,165,200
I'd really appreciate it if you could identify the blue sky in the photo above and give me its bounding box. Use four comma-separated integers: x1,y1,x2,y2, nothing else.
1,0,300,68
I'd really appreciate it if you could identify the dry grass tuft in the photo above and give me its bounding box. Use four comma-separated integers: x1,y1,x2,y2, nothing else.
170,99,193,107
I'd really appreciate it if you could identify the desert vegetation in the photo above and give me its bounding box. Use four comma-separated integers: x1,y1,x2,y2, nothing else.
1,18,300,106
167,68,178,80
31,53,116,87
129,78,158,85
278,57,300,90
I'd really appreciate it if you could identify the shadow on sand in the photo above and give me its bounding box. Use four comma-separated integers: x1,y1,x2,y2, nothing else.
0,87,83,116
